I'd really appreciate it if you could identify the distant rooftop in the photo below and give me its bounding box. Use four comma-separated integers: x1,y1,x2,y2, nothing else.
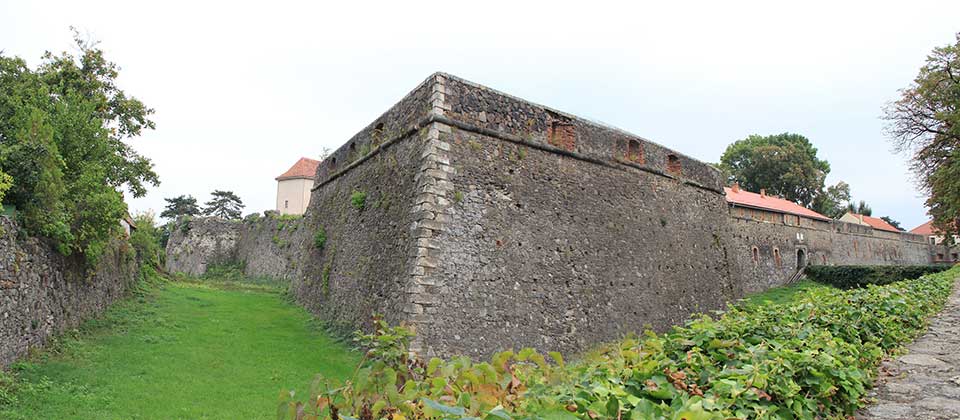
846,213,901,233
276,157,320,181
725,186,832,221
910,220,937,235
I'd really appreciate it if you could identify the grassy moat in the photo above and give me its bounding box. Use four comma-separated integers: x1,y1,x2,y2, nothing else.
0,276,358,420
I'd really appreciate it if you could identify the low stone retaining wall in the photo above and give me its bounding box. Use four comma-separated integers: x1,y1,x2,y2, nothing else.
0,216,139,367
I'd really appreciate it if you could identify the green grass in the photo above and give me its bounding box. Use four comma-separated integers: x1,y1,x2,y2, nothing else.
0,276,359,419
737,279,829,309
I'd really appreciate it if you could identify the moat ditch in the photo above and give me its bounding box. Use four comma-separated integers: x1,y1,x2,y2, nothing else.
0,277,358,420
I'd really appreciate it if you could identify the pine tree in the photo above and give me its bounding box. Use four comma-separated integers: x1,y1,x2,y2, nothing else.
203,190,244,220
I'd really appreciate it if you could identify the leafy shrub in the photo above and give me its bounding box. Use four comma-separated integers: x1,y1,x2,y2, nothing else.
128,212,164,269
314,227,327,250
351,191,367,211
280,266,960,420
321,263,331,297
179,216,192,233
806,264,950,288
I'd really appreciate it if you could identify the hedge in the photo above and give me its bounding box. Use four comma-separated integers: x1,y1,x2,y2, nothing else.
279,266,960,420
805,264,951,289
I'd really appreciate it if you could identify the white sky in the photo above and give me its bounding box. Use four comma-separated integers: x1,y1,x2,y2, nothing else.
2,0,958,230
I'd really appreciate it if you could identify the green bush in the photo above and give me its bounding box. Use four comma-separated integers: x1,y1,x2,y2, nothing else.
806,264,951,288
351,190,367,211
128,212,164,269
314,227,327,250
280,266,960,420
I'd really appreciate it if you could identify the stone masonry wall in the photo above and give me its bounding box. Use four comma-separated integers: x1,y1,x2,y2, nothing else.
0,216,138,367
165,217,241,276
164,72,951,358
290,73,440,333
418,126,740,357
726,207,943,293
164,214,307,281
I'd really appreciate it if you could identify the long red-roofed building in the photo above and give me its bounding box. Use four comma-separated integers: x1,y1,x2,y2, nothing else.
724,184,832,222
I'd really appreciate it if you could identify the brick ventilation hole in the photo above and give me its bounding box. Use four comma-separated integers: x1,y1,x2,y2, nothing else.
667,154,682,175
627,139,644,164
547,121,576,152
373,123,384,146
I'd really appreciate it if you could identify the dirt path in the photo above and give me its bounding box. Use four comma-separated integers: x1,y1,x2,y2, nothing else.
858,278,960,420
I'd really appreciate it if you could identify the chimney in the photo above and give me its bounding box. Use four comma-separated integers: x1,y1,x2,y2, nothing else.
732,182,740,193
760,189,766,198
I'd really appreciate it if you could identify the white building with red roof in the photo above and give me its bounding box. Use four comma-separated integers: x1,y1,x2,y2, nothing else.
910,220,959,247
275,157,320,215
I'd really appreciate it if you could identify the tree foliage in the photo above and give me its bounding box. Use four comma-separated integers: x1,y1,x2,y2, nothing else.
845,200,872,216
885,33,960,236
0,30,159,265
128,211,164,268
0,168,11,204
203,190,244,220
160,195,200,220
720,133,851,217
880,216,904,231
810,181,851,219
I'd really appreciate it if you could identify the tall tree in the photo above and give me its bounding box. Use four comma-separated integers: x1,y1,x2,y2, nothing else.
160,195,200,220
846,200,873,216
885,33,960,236
811,181,851,219
720,133,848,212
0,30,158,265
203,190,244,220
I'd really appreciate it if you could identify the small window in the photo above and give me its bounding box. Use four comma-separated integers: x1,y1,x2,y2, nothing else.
751,246,759,265
952,253,958,261
666,154,681,175
330,157,337,172
626,140,643,164
936,253,944,261
284,200,289,209
373,123,385,145
773,247,782,268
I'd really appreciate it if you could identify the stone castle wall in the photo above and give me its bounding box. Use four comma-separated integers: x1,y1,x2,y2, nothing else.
0,216,139,367
164,214,307,280
727,209,940,293
165,72,953,358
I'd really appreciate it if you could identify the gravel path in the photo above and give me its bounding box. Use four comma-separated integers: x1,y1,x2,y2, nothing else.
857,278,960,420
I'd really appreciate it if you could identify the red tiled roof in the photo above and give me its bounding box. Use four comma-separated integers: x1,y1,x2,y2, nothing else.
909,220,955,235
847,213,901,233
724,187,832,221
276,157,320,181
910,220,936,235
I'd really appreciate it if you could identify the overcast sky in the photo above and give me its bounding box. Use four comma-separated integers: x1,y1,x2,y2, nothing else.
2,0,958,230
